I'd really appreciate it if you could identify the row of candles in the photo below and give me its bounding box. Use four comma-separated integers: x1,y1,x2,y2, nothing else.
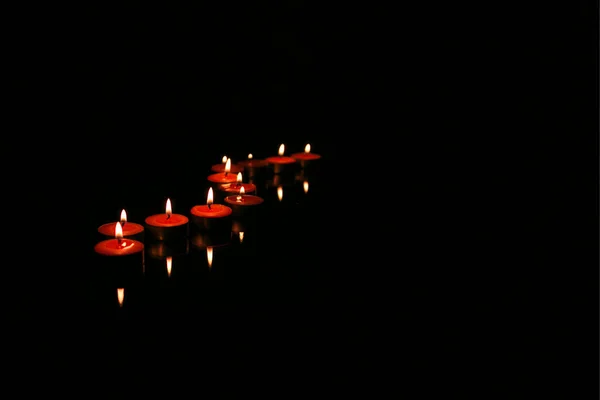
93,143,321,306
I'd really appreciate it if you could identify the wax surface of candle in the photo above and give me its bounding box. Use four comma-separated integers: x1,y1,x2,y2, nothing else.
98,222,144,237
224,194,264,206
219,182,256,195
291,152,321,161
94,239,144,256
207,172,239,183
145,213,189,227
191,204,233,218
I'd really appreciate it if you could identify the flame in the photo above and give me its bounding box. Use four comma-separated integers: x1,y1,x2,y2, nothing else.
239,232,244,243
237,172,243,183
240,186,245,195
207,187,214,206
166,256,172,277
117,288,124,307
277,186,283,201
303,180,309,193
278,144,285,156
120,209,127,225
305,143,311,153
225,158,231,173
165,198,172,217
207,247,213,268
222,155,228,163
115,221,123,239
248,153,253,159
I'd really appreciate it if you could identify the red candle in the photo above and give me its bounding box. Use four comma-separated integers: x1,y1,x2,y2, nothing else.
218,172,256,197
98,209,144,240
207,158,239,184
145,198,189,241
265,143,297,174
94,222,144,256
291,143,322,162
237,153,269,177
190,187,233,237
211,156,243,174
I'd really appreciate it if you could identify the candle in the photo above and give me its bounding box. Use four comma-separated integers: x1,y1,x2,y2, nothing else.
98,209,144,241
265,143,297,174
224,186,264,231
211,155,244,174
207,158,239,184
190,187,233,240
237,153,269,178
94,222,144,286
94,222,144,257
145,198,189,241
291,143,321,167
217,172,256,201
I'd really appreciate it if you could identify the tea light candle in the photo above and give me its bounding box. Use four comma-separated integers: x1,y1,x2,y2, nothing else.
265,143,297,174
237,153,269,178
94,222,144,256
145,198,189,241
218,172,256,198
291,143,321,166
211,155,243,174
98,209,144,241
207,158,239,184
224,186,264,216
190,187,233,236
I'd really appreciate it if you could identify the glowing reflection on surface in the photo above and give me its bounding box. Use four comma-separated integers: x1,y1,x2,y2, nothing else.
277,186,283,201
207,247,213,269
117,288,124,307
166,256,172,277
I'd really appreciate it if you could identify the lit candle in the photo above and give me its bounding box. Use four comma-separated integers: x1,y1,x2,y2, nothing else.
224,185,265,230
265,144,297,174
190,187,233,238
94,222,144,257
98,209,144,241
207,158,239,184
211,155,243,174
94,223,144,287
144,198,189,241
217,172,256,201
291,143,321,163
237,153,269,178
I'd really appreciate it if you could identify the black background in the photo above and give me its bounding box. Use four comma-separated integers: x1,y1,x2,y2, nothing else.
5,1,597,396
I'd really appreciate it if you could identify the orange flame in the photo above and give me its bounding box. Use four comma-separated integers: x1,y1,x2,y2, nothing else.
115,221,123,239
165,198,172,217
117,288,124,307
222,155,228,163
305,143,311,153
207,247,213,268
239,231,244,243
207,187,214,206
166,256,172,277
120,209,127,225
225,158,231,173
278,144,285,156
303,180,309,193
236,172,243,183
277,186,283,201
239,186,246,195
248,153,253,159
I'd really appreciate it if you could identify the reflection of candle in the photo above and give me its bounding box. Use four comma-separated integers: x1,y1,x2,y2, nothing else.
238,153,269,178
208,159,239,184
265,144,297,174
117,288,125,307
207,247,213,269
145,198,189,241
166,256,172,278
211,156,243,173
303,180,309,193
190,187,233,235
98,209,144,240
277,186,284,201
94,222,145,256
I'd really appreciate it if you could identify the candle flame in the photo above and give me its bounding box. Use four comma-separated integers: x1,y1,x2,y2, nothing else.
120,209,127,225
239,186,245,195
277,186,283,201
165,198,172,217
207,247,213,268
166,256,172,277
207,187,214,206
248,153,253,159
303,180,309,193
239,232,244,243
117,288,124,307
305,143,311,153
236,172,242,183
278,144,285,156
115,221,123,239
225,158,231,173
222,155,228,163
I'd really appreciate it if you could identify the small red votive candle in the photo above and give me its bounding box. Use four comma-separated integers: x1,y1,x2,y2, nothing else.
98,209,144,241
217,172,256,201
237,153,269,178
190,187,233,237
291,143,321,168
265,143,297,174
208,158,239,184
94,222,144,286
145,198,189,241
211,155,244,174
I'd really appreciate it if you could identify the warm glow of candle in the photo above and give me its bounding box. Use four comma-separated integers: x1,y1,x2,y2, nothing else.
304,144,311,153
222,155,228,163
277,186,283,201
236,172,242,184
166,198,172,218
278,144,285,156
166,256,172,277
239,232,244,243
120,209,127,225
117,288,124,307
115,221,123,239
225,158,231,174
207,247,213,268
207,187,214,206
303,180,309,193
248,153,253,159
236,185,245,201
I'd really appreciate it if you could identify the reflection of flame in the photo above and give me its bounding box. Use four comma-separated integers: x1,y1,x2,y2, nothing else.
120,209,127,225
222,155,228,163
303,180,309,193
166,198,172,217
248,153,253,159
117,288,124,307
277,186,283,201
207,247,213,268
239,232,244,243
278,144,285,156
207,187,214,206
237,172,243,183
166,256,172,277
225,158,231,173
115,221,123,239
305,143,311,153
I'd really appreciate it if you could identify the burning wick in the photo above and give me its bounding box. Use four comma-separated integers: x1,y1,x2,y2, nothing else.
115,221,124,246
236,185,246,202
207,187,214,210
224,158,231,177
119,209,127,228
235,172,243,188
166,198,173,220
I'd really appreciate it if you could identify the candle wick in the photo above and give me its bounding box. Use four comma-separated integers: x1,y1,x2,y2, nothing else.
208,203,211,210
166,213,171,220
